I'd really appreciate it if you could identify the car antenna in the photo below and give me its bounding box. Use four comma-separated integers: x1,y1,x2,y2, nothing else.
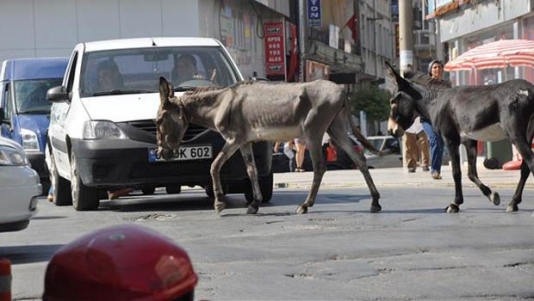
151,37,157,47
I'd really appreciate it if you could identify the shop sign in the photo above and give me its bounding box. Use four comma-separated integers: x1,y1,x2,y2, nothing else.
264,22,286,77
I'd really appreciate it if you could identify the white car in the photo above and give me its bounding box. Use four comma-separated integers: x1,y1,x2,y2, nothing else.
46,37,272,211
364,135,403,169
0,136,41,232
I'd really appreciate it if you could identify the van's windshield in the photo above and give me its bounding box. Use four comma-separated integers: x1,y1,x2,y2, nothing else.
15,79,63,114
79,46,241,97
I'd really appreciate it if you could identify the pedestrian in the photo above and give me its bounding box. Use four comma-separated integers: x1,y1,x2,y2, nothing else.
403,117,430,172
47,186,54,202
283,140,296,172
42,224,198,301
274,141,296,172
294,138,307,172
422,59,452,180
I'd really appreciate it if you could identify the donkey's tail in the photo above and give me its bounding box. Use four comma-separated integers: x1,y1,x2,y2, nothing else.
344,98,382,155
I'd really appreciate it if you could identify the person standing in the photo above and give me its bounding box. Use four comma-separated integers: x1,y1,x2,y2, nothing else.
422,60,451,180
294,138,307,172
404,117,430,172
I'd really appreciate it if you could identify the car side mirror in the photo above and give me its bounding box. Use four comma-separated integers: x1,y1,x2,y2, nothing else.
0,108,9,125
46,86,68,103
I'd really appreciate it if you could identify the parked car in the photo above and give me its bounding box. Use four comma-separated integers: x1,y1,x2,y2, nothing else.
46,37,272,211
0,57,69,194
0,136,41,232
364,135,403,169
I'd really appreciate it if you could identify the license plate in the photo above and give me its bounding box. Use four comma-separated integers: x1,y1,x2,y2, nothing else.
148,145,212,162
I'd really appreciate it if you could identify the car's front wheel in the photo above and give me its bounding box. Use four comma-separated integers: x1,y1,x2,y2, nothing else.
70,152,100,211
49,151,72,206
245,172,273,204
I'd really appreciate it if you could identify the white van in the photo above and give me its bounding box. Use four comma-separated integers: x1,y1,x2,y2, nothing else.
46,37,273,211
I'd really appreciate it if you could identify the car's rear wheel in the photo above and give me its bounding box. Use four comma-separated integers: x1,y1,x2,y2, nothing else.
70,152,100,211
204,183,227,199
245,172,273,204
49,152,72,206
165,185,181,194
141,186,156,195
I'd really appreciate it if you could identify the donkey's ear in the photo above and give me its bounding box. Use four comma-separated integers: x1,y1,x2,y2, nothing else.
159,77,174,104
385,61,410,88
384,61,398,79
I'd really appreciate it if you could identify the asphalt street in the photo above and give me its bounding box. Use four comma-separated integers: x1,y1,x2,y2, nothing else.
1,166,533,301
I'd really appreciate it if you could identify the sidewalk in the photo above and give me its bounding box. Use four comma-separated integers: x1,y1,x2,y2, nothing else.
273,165,531,189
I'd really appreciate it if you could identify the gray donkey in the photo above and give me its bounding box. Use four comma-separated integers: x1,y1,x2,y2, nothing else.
156,77,383,215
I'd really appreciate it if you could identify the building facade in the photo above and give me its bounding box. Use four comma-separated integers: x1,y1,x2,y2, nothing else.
0,0,290,81
428,0,534,85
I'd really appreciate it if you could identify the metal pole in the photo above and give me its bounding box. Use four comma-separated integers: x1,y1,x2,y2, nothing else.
373,0,378,79
399,0,413,76
298,0,306,82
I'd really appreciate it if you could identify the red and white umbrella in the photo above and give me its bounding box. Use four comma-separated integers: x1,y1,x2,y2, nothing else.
444,39,534,72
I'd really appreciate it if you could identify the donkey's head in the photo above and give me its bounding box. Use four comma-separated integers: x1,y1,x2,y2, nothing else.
156,77,189,160
387,91,419,137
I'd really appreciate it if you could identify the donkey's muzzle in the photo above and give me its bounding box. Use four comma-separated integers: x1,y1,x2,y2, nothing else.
157,147,173,160
388,128,403,138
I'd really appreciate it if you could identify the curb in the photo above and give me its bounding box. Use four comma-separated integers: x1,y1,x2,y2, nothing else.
274,181,522,190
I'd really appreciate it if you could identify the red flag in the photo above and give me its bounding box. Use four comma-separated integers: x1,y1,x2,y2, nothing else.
344,14,358,42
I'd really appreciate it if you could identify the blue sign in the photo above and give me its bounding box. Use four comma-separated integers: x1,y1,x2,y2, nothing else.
308,0,322,28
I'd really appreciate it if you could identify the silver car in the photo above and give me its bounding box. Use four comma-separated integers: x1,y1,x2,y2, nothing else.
364,135,403,169
0,137,41,232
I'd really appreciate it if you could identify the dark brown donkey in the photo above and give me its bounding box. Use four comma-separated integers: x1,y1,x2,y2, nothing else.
156,77,383,215
385,62,534,213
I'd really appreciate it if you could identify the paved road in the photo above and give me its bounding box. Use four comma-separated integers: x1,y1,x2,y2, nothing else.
1,166,533,301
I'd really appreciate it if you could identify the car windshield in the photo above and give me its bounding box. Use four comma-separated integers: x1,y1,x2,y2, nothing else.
14,79,63,114
80,46,240,97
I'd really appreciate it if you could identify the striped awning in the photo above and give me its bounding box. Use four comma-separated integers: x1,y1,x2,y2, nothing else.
444,39,534,72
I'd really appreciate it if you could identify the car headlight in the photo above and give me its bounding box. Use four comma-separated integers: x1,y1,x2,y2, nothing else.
83,120,127,140
20,128,40,152
0,145,29,166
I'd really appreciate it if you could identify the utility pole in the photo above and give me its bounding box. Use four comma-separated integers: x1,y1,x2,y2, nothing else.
298,0,306,83
399,0,413,170
398,0,413,76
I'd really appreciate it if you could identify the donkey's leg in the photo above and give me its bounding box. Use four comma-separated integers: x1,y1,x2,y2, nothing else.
463,139,500,207
444,140,464,213
296,137,326,214
327,123,381,213
210,142,241,214
507,160,530,212
506,136,534,212
239,143,262,214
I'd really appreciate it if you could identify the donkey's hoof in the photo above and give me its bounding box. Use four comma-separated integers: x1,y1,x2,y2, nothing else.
214,202,226,214
296,205,308,214
446,204,460,213
490,192,500,206
506,204,518,212
246,204,259,214
370,204,382,213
